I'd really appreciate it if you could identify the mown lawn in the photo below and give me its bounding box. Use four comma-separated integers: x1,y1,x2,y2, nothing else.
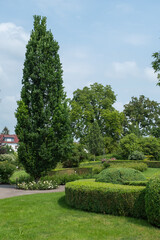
0,192,160,240
143,168,160,178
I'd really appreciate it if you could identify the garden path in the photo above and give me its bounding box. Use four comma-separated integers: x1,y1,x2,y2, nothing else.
0,185,65,199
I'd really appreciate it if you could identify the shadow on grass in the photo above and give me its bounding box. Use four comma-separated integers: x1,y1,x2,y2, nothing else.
125,216,159,229
58,195,73,210
58,196,158,230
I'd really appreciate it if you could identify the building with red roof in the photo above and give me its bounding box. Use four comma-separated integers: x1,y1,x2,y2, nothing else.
0,134,19,152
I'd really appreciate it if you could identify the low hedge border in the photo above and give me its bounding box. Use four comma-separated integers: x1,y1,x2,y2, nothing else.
65,180,146,219
123,181,148,186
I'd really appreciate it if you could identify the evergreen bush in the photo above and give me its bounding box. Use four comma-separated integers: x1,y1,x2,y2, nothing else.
145,175,160,227
0,162,16,183
95,167,146,185
128,151,145,160
65,180,146,219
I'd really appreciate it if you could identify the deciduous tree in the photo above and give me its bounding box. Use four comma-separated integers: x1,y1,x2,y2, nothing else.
123,95,160,136
70,83,124,144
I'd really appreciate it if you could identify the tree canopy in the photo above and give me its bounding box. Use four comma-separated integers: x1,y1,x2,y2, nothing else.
123,95,160,137
15,15,72,180
152,51,160,85
70,82,124,144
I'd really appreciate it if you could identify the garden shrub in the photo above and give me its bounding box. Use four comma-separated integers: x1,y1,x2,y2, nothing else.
147,161,160,168
140,136,160,161
0,154,16,163
111,162,148,172
10,172,33,184
65,180,146,219
103,160,110,169
123,181,148,186
145,175,160,227
95,167,146,185
92,166,103,174
62,143,89,168
128,151,145,160
42,173,82,185
118,133,141,159
0,161,16,183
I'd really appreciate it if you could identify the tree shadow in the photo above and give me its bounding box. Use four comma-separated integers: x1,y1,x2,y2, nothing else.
58,195,73,210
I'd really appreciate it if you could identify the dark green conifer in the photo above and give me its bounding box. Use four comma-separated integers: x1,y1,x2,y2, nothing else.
15,16,72,180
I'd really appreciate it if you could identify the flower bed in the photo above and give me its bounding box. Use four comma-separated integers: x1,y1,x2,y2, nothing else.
17,180,58,190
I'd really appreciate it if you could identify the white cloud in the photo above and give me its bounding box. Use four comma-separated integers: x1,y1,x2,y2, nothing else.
0,22,29,133
0,95,18,133
0,22,29,58
144,67,157,82
105,61,139,80
124,34,150,46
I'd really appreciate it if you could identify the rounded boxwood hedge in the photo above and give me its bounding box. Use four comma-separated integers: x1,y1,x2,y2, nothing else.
145,175,160,227
95,167,146,185
65,180,146,219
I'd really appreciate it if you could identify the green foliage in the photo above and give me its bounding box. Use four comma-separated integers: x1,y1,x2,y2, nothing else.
1,126,9,135
152,51,160,86
42,173,82,185
0,161,16,183
0,154,16,163
95,167,146,184
128,150,145,160
111,162,148,172
70,83,124,144
86,121,104,156
140,136,160,160
15,16,72,180
103,160,110,169
147,161,160,168
118,133,141,159
62,143,89,168
92,166,104,174
65,180,146,219
123,181,148,186
0,145,14,154
123,95,160,137
103,136,118,154
9,170,32,184
145,175,160,227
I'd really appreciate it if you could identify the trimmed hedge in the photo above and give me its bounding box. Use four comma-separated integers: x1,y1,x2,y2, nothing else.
50,167,92,176
145,175,160,227
110,162,148,172
65,180,146,219
95,168,146,185
123,181,148,186
147,161,160,168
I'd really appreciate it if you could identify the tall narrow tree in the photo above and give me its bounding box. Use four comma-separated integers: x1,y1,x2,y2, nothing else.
1,127,10,135
15,16,72,180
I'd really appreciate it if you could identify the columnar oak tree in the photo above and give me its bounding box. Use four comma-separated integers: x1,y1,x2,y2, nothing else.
15,16,72,180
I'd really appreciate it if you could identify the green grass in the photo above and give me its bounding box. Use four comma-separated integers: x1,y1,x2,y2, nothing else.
143,168,160,178
0,192,160,240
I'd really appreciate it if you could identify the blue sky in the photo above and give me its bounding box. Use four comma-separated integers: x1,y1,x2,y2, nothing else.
0,0,160,133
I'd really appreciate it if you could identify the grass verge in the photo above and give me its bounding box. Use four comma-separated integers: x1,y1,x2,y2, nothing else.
0,192,160,240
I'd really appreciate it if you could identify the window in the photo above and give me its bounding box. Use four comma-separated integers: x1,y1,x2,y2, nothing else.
3,137,14,142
